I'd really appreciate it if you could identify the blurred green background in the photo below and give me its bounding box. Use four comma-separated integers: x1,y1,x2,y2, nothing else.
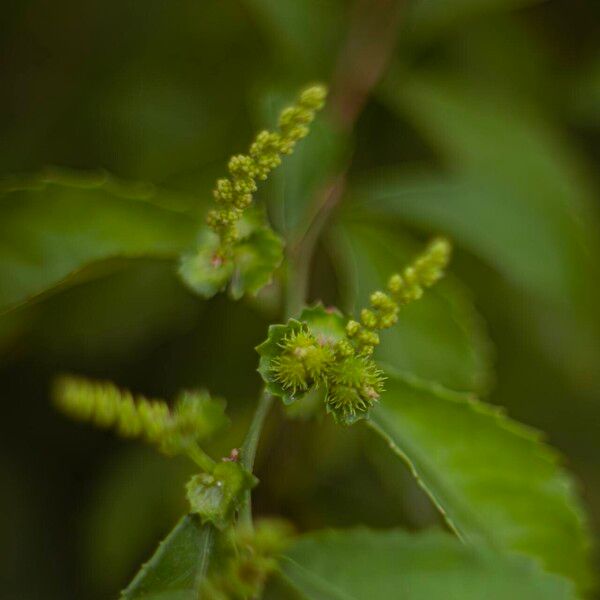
1,1,600,598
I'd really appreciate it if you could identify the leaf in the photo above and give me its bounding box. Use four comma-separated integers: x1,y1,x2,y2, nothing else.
121,515,214,600
0,169,197,312
82,448,195,596
368,370,593,590
375,71,600,387
178,229,234,299
229,225,284,300
241,0,343,73
406,0,549,43
329,220,492,393
276,528,576,600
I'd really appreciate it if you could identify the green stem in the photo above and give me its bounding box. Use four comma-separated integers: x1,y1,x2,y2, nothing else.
239,389,274,528
187,444,217,473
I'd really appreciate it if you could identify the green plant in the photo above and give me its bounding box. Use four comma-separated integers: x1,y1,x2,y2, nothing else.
39,83,594,599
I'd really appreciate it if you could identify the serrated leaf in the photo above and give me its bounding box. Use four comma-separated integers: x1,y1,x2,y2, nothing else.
275,528,576,600
330,221,492,393
368,370,593,590
121,515,214,599
0,169,197,312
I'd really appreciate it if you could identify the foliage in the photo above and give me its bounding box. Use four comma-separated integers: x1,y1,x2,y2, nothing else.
1,1,599,599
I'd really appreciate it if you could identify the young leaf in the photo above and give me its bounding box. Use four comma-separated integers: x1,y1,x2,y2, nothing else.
0,170,197,312
179,214,284,300
274,528,576,600
368,370,593,591
121,515,214,599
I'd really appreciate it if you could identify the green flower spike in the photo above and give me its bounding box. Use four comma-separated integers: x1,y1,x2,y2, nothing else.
53,375,228,457
179,84,328,299
346,237,452,356
257,304,384,424
256,239,452,425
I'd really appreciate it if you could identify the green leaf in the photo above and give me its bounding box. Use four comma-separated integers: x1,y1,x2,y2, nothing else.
241,0,343,73
375,71,600,387
330,220,492,393
82,448,195,597
178,229,234,299
0,169,197,312
406,0,549,43
368,370,593,590
121,515,214,599
276,528,576,600
229,225,284,300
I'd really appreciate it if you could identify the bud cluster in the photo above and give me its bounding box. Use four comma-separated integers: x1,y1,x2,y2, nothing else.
258,238,452,425
269,323,385,424
207,85,327,254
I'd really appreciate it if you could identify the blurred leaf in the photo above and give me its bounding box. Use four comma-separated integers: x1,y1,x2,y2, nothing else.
368,370,593,590
230,225,284,300
571,52,600,128
406,0,549,42
0,170,198,312
27,260,201,364
275,528,575,599
381,72,600,306
329,219,492,393
121,515,214,600
83,449,195,596
241,0,344,73
257,97,349,237
376,71,600,389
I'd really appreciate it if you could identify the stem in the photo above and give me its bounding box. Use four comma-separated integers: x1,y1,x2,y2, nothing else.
238,0,405,529
187,444,217,473
239,389,274,528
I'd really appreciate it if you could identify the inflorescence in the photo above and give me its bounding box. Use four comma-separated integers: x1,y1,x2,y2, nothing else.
262,238,452,424
206,85,327,257
53,375,227,458
345,237,452,355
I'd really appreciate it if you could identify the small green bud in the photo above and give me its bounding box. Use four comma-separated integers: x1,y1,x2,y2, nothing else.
346,320,360,337
187,462,258,529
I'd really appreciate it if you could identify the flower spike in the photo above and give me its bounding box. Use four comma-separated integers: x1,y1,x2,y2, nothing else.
53,375,228,458
207,84,328,257
256,238,452,424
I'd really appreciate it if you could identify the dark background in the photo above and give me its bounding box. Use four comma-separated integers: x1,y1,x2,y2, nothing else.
1,1,600,598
